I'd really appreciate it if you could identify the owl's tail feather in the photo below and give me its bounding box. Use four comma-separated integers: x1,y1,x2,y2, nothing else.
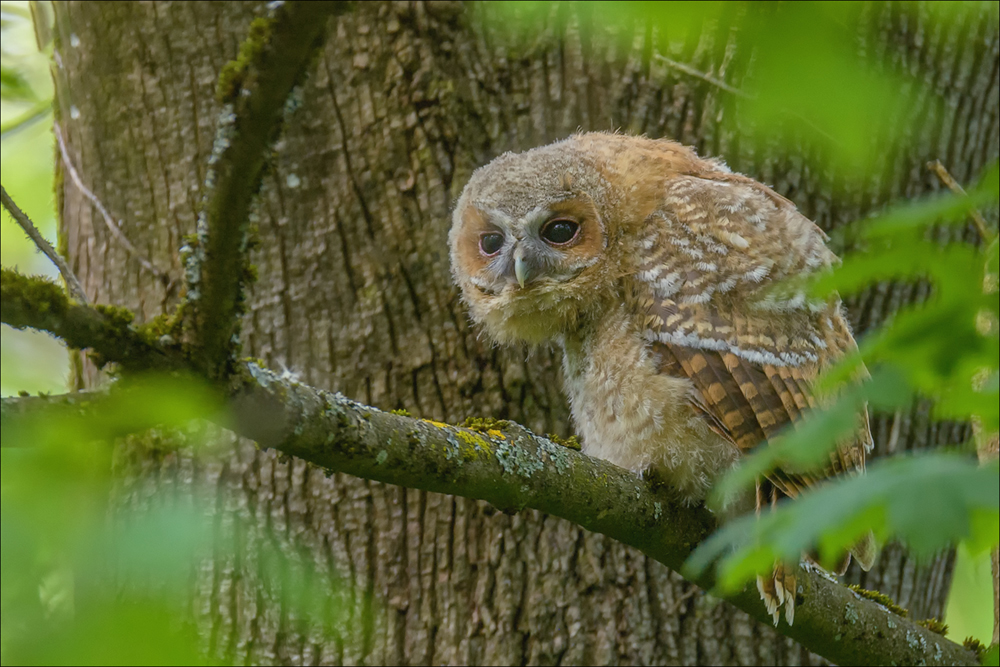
827,530,878,575
825,530,878,576
851,530,878,572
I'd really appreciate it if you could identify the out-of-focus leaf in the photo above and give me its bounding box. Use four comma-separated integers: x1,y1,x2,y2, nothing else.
814,243,982,299
1,63,36,101
850,161,999,240
1,373,350,664
688,455,1000,592
2,598,209,666
101,505,215,592
1,0,44,105
2,373,224,451
737,2,920,178
493,1,729,51
712,366,912,507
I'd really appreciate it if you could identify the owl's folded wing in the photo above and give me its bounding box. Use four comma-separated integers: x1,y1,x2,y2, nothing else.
636,172,874,569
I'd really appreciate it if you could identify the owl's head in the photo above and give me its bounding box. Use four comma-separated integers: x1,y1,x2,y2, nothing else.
450,136,629,346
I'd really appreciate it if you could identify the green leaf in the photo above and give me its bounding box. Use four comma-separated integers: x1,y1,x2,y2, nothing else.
0,64,36,102
736,2,920,178
688,454,999,593
711,366,912,505
2,374,351,663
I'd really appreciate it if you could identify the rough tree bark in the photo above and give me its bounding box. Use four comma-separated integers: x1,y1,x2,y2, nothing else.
48,1,998,664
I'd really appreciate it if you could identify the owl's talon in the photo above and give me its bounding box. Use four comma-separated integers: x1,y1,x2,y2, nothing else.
757,566,796,626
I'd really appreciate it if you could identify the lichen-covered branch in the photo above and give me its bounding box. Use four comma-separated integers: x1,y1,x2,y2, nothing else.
0,342,978,665
233,366,980,667
186,1,348,379
0,269,184,371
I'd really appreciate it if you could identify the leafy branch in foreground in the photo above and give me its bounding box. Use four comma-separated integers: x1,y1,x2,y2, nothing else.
689,454,999,593
688,162,999,607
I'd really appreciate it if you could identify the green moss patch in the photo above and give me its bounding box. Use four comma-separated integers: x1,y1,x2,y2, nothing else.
848,584,908,617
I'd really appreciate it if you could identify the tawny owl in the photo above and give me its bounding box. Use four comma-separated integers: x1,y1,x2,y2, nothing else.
449,132,875,625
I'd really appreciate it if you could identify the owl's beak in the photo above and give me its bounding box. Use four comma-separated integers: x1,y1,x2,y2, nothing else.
513,246,529,288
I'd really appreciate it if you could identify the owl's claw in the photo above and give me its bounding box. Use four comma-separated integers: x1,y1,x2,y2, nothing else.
757,564,797,626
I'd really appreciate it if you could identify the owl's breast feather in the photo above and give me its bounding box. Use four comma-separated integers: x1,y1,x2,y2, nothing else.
559,304,740,503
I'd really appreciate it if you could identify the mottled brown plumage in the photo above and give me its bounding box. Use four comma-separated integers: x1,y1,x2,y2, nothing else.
449,132,876,625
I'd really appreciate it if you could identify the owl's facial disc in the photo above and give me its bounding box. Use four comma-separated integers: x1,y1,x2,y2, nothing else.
454,198,602,294
450,191,608,344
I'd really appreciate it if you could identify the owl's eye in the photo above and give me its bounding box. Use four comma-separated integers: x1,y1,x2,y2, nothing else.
540,219,579,246
479,232,504,256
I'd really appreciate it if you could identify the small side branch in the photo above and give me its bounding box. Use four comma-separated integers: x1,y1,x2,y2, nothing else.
1,184,88,303
187,1,348,379
0,269,184,371
655,54,749,98
53,122,174,289
927,160,995,242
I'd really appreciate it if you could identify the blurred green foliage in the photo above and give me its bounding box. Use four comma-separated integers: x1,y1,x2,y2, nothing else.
1,3,45,108
493,1,992,181
2,377,219,663
1,376,349,664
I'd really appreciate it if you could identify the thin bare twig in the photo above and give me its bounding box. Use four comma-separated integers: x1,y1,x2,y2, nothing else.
53,121,174,289
654,54,837,145
927,160,994,242
666,584,701,616
1,184,88,303
655,54,750,98
886,409,903,454
0,102,52,139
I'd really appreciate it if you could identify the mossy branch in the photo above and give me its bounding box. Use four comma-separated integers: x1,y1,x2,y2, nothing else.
1,269,184,371
170,367,990,666
0,299,979,665
186,1,349,379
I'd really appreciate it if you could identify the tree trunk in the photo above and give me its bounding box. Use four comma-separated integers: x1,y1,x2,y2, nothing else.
51,1,998,664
